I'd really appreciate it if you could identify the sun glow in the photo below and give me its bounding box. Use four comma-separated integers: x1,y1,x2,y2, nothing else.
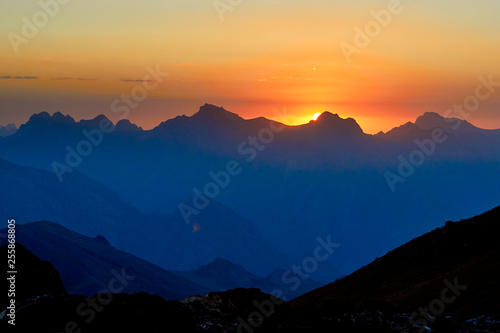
312,112,322,121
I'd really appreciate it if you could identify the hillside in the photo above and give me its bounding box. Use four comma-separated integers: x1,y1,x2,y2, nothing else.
293,205,500,319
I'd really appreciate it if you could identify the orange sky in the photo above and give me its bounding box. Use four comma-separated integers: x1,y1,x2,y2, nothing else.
1,1,499,133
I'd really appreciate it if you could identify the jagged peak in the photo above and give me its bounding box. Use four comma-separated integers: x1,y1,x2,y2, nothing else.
27,111,76,125
29,111,51,121
115,119,142,132
388,121,419,132
309,111,364,134
315,111,341,121
415,112,445,129
378,121,424,140
415,111,476,132
78,114,112,127
192,103,243,121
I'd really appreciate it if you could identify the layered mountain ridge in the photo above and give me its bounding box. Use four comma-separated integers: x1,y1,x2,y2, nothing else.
1,104,499,280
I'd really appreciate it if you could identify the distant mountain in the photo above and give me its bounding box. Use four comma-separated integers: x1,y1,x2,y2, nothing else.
0,222,208,300
0,157,146,250
115,119,142,132
0,123,17,137
0,158,292,276
1,105,500,278
0,221,323,301
175,258,327,300
377,111,500,162
151,199,292,276
307,111,364,135
375,121,428,142
176,258,274,292
415,112,496,136
293,205,500,319
378,111,500,141
149,103,287,154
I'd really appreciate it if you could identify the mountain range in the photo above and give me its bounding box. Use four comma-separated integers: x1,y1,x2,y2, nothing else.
0,157,302,278
2,205,499,332
1,104,499,279
0,222,324,300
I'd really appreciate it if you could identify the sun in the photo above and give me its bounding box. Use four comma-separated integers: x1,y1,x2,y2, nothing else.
312,112,322,121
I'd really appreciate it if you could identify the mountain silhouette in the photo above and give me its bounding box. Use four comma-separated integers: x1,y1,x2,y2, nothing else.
0,243,67,310
293,205,500,319
3,207,500,332
0,123,17,137
415,111,498,136
0,222,209,300
1,105,500,279
310,111,364,135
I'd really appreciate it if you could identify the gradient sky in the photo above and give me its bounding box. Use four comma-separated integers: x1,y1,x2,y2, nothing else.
1,0,499,133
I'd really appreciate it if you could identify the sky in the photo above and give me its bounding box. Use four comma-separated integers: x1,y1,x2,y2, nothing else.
1,0,499,134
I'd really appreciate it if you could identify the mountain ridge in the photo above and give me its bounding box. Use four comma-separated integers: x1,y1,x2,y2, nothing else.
15,105,500,138
292,204,500,319
1,104,500,280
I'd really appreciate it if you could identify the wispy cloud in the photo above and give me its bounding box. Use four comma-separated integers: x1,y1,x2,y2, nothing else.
121,78,153,83
52,77,96,81
0,76,38,79
39,57,68,62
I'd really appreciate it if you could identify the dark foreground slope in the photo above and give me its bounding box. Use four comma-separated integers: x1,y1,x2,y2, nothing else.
0,243,280,332
3,204,500,333
1,243,67,310
251,205,500,332
0,242,196,332
292,205,500,319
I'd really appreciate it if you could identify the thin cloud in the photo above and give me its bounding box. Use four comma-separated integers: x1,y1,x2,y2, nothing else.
0,76,39,79
39,57,66,61
52,77,96,81
121,78,153,83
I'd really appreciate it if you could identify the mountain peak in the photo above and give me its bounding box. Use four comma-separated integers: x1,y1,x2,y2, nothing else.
115,119,142,132
29,111,51,121
377,121,425,141
28,111,75,124
20,112,76,134
310,111,364,135
52,112,76,124
315,111,341,121
415,111,479,134
78,114,112,128
415,112,446,129
192,104,243,122
0,123,18,137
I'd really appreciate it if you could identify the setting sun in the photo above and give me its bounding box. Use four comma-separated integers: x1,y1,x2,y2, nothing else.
312,112,322,121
